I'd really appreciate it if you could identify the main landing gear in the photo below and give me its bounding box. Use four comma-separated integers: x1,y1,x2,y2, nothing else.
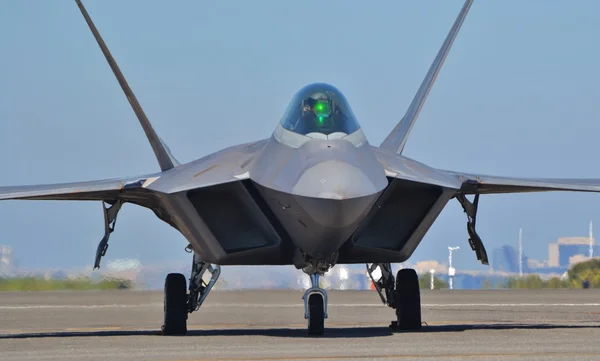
161,246,221,335
158,249,421,335
367,263,422,330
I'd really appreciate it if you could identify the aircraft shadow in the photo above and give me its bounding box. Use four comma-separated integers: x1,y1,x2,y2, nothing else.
0,323,597,339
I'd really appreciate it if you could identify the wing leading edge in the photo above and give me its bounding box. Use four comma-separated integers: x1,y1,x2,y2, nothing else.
374,147,600,195
0,175,160,201
0,138,268,202
445,170,600,195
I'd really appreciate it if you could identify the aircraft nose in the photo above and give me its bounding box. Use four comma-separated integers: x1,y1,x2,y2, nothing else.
287,160,386,259
292,160,384,200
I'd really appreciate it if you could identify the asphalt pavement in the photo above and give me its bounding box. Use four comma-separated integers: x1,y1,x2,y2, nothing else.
1,289,600,360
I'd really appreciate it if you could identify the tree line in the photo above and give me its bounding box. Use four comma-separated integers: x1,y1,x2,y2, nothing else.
419,258,600,289
0,276,134,291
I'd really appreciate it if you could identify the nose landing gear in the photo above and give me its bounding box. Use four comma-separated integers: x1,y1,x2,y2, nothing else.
302,274,328,335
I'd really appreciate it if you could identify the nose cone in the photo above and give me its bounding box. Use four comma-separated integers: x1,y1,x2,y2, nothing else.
292,160,385,200
287,159,387,259
292,193,381,258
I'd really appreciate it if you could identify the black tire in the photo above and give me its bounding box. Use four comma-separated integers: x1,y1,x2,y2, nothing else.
394,268,421,330
307,293,325,336
162,273,188,335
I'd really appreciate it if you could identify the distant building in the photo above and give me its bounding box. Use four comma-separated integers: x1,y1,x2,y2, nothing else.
548,237,600,268
414,260,447,275
527,258,546,269
491,245,528,274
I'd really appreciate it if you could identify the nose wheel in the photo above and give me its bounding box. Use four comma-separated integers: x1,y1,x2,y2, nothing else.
307,293,325,335
303,274,328,336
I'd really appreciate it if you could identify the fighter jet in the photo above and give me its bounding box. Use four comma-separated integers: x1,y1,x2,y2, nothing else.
2,0,600,336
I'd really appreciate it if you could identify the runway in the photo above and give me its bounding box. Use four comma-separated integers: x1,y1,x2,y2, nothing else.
1,289,600,360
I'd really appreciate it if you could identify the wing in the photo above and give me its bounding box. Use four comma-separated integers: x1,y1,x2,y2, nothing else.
445,170,600,195
0,174,161,201
437,169,600,267
371,147,463,189
148,139,269,194
372,147,600,195
379,0,474,155
0,138,269,201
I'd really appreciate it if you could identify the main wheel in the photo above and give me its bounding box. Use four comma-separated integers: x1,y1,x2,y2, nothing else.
307,293,325,336
394,268,421,330
162,273,188,335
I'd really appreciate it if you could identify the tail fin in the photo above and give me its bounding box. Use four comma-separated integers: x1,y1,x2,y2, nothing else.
75,0,179,171
379,0,474,155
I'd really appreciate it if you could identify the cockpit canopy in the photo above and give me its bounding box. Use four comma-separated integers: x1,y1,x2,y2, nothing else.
280,83,361,137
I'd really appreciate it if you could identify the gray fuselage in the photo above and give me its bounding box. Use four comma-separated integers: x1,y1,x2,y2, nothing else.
151,84,457,268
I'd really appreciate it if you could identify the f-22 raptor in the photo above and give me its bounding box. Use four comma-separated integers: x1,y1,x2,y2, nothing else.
2,0,600,336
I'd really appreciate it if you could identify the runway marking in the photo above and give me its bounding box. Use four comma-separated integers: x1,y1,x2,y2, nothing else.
159,352,600,361
1,302,600,310
0,304,161,310
0,326,124,334
423,303,600,307
64,326,123,331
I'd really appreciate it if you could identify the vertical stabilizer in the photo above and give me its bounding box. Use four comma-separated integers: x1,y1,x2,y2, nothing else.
379,0,474,155
75,0,179,171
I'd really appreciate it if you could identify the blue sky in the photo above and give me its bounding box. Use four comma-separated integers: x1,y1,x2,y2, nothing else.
0,0,599,273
